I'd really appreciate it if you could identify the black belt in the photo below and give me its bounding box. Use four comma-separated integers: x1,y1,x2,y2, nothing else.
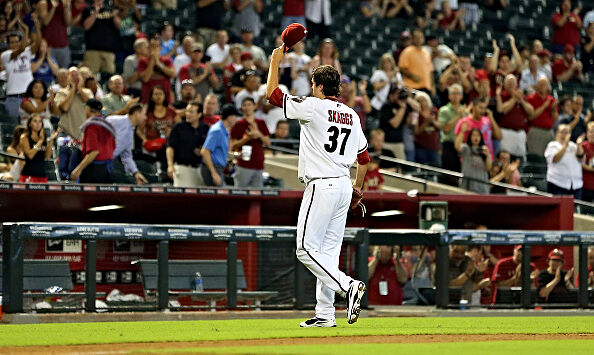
309,176,346,183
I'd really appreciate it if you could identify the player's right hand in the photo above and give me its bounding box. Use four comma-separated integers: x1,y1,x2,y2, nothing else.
271,45,285,63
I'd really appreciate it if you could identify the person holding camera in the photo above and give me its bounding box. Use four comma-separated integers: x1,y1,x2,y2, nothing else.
368,245,409,305
378,85,420,160
455,124,493,194
178,42,219,104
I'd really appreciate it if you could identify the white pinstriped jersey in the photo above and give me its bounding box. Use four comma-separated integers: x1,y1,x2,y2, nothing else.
282,94,368,181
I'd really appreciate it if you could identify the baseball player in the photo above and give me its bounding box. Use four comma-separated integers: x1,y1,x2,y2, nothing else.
266,45,370,327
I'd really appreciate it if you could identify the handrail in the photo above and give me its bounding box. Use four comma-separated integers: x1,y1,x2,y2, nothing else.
0,150,25,161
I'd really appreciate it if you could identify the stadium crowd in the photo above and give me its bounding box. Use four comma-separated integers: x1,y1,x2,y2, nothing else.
0,0,593,198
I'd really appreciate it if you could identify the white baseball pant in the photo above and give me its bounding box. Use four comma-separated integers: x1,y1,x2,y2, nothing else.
296,176,354,320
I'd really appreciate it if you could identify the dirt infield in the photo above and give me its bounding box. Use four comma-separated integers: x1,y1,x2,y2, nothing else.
2,333,593,354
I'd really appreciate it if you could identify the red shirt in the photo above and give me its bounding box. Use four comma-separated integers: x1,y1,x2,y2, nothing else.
42,1,68,47
552,58,579,81
364,167,384,191
525,93,557,129
203,114,221,126
82,124,115,161
282,0,304,16
552,12,581,46
138,56,174,104
145,106,177,140
491,256,537,304
71,3,87,27
497,90,529,131
230,118,270,170
414,109,440,151
368,258,403,305
439,11,457,29
581,141,594,190
178,62,216,82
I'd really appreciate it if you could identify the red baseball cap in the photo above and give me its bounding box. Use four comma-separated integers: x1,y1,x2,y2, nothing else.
143,138,166,152
475,69,489,82
547,248,564,261
240,51,253,61
514,245,523,251
563,44,575,54
537,49,552,58
281,23,307,52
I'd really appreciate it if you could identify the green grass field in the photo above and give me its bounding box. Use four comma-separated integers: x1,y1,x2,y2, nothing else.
1,316,593,354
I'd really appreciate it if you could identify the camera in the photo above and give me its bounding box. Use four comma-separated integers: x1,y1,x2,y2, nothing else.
397,87,409,100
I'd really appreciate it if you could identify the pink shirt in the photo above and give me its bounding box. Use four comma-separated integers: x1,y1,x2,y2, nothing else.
455,115,495,158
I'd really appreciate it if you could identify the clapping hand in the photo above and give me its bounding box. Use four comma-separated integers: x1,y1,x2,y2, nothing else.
565,267,574,284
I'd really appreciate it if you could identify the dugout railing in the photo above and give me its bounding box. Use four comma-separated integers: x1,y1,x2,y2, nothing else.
1,223,369,313
3,224,593,313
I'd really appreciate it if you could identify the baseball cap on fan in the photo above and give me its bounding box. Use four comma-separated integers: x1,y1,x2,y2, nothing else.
547,248,564,261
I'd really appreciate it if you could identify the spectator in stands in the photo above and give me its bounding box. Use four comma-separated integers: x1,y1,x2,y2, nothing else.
583,23,594,73
458,1,479,26
555,95,587,142
455,97,501,158
38,0,71,69
544,123,583,199
102,75,139,116
123,38,148,98
71,0,87,27
414,0,436,30
489,35,523,92
239,28,267,72
138,34,176,104
552,44,584,82
363,154,383,190
158,22,178,60
202,93,221,126
519,55,547,95
398,29,434,96
368,128,397,171
439,84,468,174
55,66,93,142
526,77,558,156
368,245,409,305
82,0,121,74
379,86,420,160
425,35,455,75
262,80,290,134
379,0,413,19
338,75,371,130
30,39,59,86
234,70,263,110
196,0,228,46
136,85,178,169
551,0,582,54
281,0,306,29
495,74,533,160
360,0,380,18
536,49,553,81
167,101,209,187
206,30,230,70
304,0,331,39
449,245,490,302
230,97,270,188
18,114,59,183
0,125,26,181
2,19,40,123
580,121,594,202
1,1,19,33
50,68,68,94
413,91,440,166
173,35,194,75
438,58,472,105
20,79,57,130
201,104,240,186
223,45,245,101
309,38,341,75
538,248,575,302
490,245,537,304
230,52,261,97
105,102,148,184
287,40,311,96
172,80,197,110
370,53,401,113
115,0,142,60
437,1,465,31
401,245,434,303
70,99,116,183
232,0,262,42
179,42,220,103
489,150,522,188
456,125,492,194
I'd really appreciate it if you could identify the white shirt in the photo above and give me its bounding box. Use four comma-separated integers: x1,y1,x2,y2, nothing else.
1,46,34,95
262,84,289,133
583,10,594,29
287,52,312,96
424,44,455,74
174,53,191,99
305,0,332,25
435,0,458,10
235,88,264,118
206,43,229,65
519,68,547,94
544,141,583,190
370,69,401,111
282,93,368,181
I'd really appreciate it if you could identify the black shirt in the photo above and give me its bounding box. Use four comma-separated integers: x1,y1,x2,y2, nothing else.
537,269,570,303
379,102,410,143
81,6,121,52
581,36,594,74
196,0,225,30
168,121,209,166
21,136,47,178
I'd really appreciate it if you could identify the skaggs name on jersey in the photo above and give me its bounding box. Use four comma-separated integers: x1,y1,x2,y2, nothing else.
327,110,354,126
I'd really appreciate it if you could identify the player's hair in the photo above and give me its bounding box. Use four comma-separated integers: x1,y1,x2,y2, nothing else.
128,103,144,116
312,65,340,97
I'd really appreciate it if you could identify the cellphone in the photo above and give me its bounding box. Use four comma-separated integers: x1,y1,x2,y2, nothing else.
201,55,211,63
